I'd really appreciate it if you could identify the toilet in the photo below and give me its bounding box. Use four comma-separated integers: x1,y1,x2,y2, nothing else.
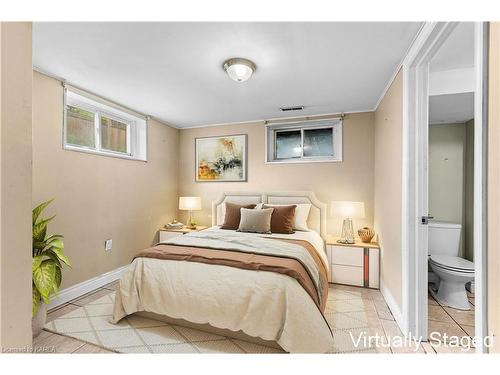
428,221,474,310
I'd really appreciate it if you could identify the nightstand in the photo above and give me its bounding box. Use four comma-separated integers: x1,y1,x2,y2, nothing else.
158,226,208,242
326,236,380,289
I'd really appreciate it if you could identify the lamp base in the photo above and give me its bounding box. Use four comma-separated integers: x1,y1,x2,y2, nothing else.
187,210,197,229
339,218,355,244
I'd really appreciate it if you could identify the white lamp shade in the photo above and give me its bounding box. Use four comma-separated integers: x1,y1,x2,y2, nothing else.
330,201,365,219
179,196,202,211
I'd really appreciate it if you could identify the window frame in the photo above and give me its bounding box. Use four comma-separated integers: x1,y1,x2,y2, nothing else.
274,128,302,160
98,112,132,155
63,88,147,161
266,119,343,164
64,104,98,151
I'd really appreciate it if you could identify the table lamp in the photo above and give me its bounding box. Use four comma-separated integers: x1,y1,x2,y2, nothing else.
331,201,366,244
179,197,202,229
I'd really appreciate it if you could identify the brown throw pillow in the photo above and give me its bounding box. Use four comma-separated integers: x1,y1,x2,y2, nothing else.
220,202,257,230
262,204,297,234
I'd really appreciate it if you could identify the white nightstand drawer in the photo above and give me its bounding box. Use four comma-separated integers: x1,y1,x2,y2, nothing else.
330,246,364,267
331,264,364,287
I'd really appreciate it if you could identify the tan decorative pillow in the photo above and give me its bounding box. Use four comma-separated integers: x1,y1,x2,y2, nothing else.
262,204,297,234
220,202,257,230
238,208,274,234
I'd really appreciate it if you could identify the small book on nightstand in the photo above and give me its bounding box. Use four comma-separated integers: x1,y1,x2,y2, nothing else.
166,220,184,229
166,222,184,229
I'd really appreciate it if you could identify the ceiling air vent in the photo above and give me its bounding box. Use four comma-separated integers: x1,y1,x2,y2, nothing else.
280,105,304,112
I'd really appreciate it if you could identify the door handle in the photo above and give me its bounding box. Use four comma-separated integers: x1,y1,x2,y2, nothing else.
421,215,434,225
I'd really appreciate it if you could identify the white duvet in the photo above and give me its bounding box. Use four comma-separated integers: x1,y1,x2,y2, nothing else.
112,227,333,353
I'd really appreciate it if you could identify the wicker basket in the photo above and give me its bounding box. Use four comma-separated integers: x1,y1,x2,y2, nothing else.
358,227,375,243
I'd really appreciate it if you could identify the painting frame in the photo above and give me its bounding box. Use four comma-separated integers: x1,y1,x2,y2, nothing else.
195,134,248,182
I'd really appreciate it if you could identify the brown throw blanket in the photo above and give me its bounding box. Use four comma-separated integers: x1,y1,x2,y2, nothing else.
134,238,329,312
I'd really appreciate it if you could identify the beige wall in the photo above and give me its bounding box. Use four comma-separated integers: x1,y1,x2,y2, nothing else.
0,22,33,350
429,123,465,225
429,122,474,259
373,69,403,309
32,72,179,289
488,22,500,353
178,113,375,235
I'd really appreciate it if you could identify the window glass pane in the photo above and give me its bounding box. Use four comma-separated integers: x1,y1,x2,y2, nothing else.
66,105,95,148
275,130,302,159
303,128,334,157
100,116,128,153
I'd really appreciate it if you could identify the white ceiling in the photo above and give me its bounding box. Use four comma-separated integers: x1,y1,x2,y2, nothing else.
33,22,421,128
429,92,474,125
429,23,475,125
430,22,474,72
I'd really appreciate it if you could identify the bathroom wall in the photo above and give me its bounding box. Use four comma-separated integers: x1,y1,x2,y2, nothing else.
429,121,473,260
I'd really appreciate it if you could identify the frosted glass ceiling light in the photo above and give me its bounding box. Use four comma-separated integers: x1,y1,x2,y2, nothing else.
223,58,256,82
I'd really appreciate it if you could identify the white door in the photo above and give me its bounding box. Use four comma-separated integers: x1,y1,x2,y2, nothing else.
405,22,487,352
417,61,430,341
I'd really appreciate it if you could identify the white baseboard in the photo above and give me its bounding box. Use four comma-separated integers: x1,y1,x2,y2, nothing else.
379,280,404,332
48,265,128,310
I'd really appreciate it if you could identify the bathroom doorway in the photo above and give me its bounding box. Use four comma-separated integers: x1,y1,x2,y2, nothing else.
426,23,476,351
402,22,487,353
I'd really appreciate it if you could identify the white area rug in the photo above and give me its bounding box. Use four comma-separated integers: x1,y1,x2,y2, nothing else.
45,286,390,353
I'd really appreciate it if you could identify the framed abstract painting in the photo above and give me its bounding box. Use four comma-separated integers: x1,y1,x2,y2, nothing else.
195,134,247,182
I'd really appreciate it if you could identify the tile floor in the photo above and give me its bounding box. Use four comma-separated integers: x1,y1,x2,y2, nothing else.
33,281,475,354
427,290,475,353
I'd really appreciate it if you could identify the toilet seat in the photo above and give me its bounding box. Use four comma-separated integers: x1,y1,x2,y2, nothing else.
429,254,474,273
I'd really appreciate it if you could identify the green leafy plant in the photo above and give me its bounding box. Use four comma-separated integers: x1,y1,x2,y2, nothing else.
32,199,70,317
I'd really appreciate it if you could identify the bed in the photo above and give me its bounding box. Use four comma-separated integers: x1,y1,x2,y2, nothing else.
112,191,333,353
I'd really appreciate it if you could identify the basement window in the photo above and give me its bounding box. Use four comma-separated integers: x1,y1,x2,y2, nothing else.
265,119,343,163
64,88,147,161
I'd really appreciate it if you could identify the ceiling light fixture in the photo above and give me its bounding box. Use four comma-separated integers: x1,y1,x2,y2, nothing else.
223,58,256,83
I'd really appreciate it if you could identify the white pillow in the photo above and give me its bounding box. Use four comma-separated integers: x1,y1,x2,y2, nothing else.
260,203,311,231
293,203,312,231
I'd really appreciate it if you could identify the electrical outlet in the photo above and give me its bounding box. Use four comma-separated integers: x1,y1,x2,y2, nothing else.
105,239,112,251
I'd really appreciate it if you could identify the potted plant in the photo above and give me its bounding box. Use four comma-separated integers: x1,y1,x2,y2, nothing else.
32,199,71,337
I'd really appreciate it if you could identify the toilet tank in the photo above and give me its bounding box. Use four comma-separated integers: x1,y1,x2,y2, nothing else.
428,221,462,256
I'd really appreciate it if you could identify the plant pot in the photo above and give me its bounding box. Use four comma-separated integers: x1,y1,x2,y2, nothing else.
32,303,47,338
358,227,375,243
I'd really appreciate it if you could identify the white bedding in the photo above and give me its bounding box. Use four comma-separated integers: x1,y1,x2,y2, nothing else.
204,225,328,270
112,227,333,353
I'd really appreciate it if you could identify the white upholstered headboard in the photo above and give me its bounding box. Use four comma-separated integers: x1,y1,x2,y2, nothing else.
212,191,327,239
